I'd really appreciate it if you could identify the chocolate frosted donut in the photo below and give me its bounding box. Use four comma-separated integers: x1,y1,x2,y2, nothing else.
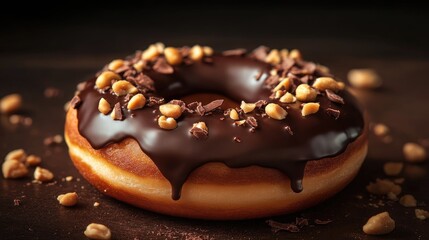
65,44,367,219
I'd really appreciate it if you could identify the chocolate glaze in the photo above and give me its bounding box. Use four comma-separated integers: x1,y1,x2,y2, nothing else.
76,55,364,200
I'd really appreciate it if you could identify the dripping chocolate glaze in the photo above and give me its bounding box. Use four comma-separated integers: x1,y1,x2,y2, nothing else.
77,55,364,200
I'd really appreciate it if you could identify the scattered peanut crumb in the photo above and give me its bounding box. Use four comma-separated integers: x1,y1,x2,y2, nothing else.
94,202,100,207
57,192,78,207
403,142,426,163
229,109,239,120
142,44,160,61
5,148,27,162
383,162,403,176
265,49,281,64
0,93,22,114
415,209,429,220
312,77,340,91
301,102,320,116
98,98,111,115
84,223,111,240
164,47,183,65
44,134,63,146
107,59,125,71
362,212,395,235
348,69,382,89
2,159,29,179
399,194,417,207
112,80,138,96
366,179,402,195
25,155,42,166
65,176,73,182
373,123,390,137
387,192,398,201
279,92,296,103
159,103,182,119
240,101,256,113
34,167,54,182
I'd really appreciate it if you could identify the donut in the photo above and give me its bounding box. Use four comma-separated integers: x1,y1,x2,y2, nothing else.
65,44,368,220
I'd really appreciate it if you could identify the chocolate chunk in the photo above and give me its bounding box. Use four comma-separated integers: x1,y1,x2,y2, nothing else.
264,75,280,88
196,104,205,116
169,99,187,113
266,220,300,233
130,73,155,92
326,108,340,120
147,96,165,107
314,219,333,225
113,64,131,74
246,117,258,128
281,58,295,72
203,99,224,112
254,100,268,109
222,48,247,56
326,89,345,104
70,96,82,109
153,58,174,74
190,125,208,139
251,45,269,61
284,125,294,135
300,61,317,75
123,69,137,78
233,136,241,143
300,75,311,84
112,103,123,120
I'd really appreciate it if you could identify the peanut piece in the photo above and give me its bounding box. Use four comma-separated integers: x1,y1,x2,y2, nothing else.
0,94,22,114
189,45,204,61
229,109,239,120
348,68,382,89
366,179,402,195
312,77,340,91
112,80,138,96
159,103,182,119
107,59,125,71
337,82,345,90
265,103,287,120
399,194,417,207
95,71,120,90
240,101,256,113
158,116,177,130
274,90,285,99
383,162,403,176
34,166,54,182
273,78,291,92
154,42,165,54
84,223,111,240
164,47,183,65
2,159,28,179
373,123,390,137
403,142,426,163
363,212,395,235
98,98,111,115
5,148,27,162
142,44,160,61
279,92,296,103
26,155,41,166
301,102,320,116
265,49,281,64
133,60,146,72
289,49,302,60
193,122,208,132
203,46,214,56
57,192,78,207
295,84,317,102
127,94,146,110
415,209,429,220
280,49,289,59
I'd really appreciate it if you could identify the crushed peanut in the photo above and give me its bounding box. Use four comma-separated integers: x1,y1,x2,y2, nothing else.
133,60,146,72
0,93,22,114
57,192,78,207
107,59,125,71
34,166,54,182
415,209,429,220
25,155,41,166
189,45,204,61
98,98,111,115
5,148,27,162
312,77,340,91
2,159,28,179
154,42,165,54
362,212,395,235
383,162,403,176
65,176,73,182
348,68,382,89
127,94,146,110
203,46,214,56
289,49,302,60
229,109,239,120
164,47,183,65
366,178,402,195
94,202,100,207
193,122,208,132
274,90,285,99
234,120,246,126
142,44,160,61
158,115,177,130
112,80,138,96
265,103,287,120
273,78,291,92
84,223,111,240
399,194,417,207
280,49,289,59
295,84,317,102
265,49,281,64
403,142,426,163
159,103,182,119
240,101,256,113
279,92,296,103
373,123,390,137
95,71,120,90
301,102,320,116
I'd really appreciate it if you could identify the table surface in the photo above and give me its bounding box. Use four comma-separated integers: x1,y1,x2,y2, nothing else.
1,5,428,240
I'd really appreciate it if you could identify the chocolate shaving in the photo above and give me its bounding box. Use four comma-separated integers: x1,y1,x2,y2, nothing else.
233,136,241,143
147,96,165,107
190,125,208,139
123,69,137,78
179,46,190,57
254,100,268,109
222,48,247,56
325,90,344,104
113,64,131,74
300,75,311,84
112,103,123,120
284,125,294,135
130,74,155,92
280,58,295,72
264,75,280,88
196,104,206,116
314,219,333,225
251,45,269,61
246,117,258,128
326,108,340,120
266,220,300,233
153,58,174,74
203,99,224,113
300,61,317,75
223,108,232,116
254,70,264,80
70,96,82,109
169,99,187,113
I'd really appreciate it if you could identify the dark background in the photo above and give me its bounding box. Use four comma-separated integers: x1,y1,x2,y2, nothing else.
1,3,429,240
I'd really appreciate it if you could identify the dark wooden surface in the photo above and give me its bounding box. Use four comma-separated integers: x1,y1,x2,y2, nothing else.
1,5,428,240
